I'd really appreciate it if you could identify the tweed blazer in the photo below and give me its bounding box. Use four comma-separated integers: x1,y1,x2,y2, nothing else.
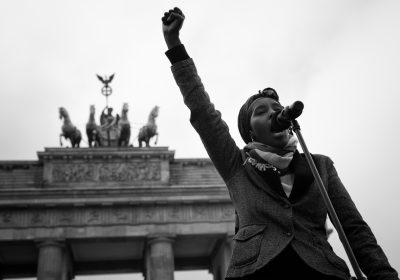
170,58,398,280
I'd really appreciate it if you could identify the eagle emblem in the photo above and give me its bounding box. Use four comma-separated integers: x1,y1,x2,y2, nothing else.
96,73,115,87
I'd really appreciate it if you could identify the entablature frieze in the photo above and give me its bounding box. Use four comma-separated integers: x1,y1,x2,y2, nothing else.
50,161,161,183
37,147,175,161
0,203,235,231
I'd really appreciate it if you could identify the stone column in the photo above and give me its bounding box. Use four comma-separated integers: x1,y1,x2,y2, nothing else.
61,248,73,280
37,240,71,280
145,236,175,280
211,236,233,280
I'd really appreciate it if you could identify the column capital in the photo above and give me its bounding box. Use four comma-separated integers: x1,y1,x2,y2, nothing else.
36,239,66,249
147,234,176,245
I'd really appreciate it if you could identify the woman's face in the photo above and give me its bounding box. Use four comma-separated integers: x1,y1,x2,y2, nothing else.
249,97,290,148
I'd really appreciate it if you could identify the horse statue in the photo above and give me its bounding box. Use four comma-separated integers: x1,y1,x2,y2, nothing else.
86,105,102,147
59,107,82,148
138,106,159,148
118,103,131,147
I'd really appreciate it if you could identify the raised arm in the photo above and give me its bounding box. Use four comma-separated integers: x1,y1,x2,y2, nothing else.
162,8,242,182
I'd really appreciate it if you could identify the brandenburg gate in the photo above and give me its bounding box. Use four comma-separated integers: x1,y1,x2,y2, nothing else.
0,147,234,280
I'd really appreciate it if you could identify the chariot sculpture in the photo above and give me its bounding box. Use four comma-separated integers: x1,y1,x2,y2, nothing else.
93,74,130,147
57,73,160,148
84,103,131,147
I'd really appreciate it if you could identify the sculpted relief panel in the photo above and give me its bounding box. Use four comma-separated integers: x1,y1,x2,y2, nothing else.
53,164,95,182
51,161,161,183
98,162,161,182
0,204,234,229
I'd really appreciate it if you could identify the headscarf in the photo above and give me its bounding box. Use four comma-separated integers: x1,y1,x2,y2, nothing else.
237,88,280,144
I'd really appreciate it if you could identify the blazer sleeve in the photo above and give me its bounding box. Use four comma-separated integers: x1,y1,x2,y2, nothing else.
326,158,399,280
170,58,242,182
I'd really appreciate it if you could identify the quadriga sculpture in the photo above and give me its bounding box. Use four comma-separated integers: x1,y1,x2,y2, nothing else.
118,102,131,147
59,107,81,148
138,106,159,148
86,105,102,147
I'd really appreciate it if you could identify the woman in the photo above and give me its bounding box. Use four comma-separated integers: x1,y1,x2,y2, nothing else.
161,7,399,280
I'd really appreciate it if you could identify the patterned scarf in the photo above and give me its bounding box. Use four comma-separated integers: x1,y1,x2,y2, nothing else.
243,135,298,173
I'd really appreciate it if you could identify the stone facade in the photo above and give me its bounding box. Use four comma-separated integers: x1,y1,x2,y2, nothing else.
0,147,234,280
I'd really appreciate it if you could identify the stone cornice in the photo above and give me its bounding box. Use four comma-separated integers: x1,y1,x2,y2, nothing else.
37,147,175,161
0,161,42,170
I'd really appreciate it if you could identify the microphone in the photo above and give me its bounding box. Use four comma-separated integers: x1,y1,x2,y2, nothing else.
271,101,304,132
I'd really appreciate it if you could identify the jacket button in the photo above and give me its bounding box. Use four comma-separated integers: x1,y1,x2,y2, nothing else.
285,232,292,237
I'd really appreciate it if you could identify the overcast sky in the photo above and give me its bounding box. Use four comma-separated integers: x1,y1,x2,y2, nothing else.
1,0,399,279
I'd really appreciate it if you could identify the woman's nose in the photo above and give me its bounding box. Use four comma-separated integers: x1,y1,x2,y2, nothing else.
268,112,274,120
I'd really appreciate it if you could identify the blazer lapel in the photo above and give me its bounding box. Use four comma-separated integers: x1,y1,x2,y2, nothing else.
289,151,315,201
241,150,287,198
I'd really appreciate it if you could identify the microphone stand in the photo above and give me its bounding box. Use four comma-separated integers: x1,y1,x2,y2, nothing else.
291,119,366,280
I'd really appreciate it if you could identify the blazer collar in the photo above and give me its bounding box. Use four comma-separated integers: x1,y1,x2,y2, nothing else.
241,150,315,200
241,150,286,199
